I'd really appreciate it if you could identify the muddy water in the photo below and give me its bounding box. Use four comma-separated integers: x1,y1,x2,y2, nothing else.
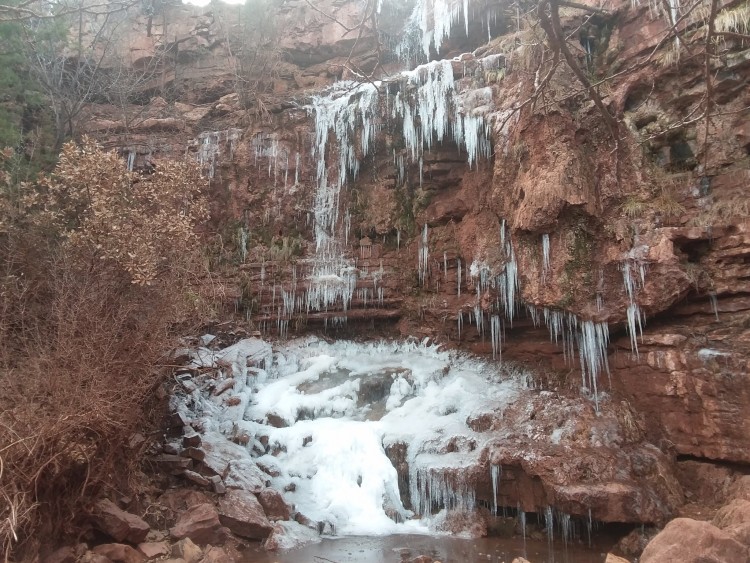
239,535,613,562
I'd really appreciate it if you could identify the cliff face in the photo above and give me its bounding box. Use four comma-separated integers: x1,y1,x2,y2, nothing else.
82,0,750,518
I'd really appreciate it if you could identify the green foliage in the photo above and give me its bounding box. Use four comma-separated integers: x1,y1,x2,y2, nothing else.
0,8,57,181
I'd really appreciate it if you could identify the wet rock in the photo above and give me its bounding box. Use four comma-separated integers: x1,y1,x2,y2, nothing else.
604,555,630,563
640,518,749,563
183,430,201,448
211,378,235,396
170,503,226,546
173,538,202,563
209,475,226,494
182,470,211,488
136,542,169,559
263,522,321,551
217,489,273,539
150,454,192,474
214,338,271,374
615,526,659,557
90,499,150,544
266,413,287,428
198,434,265,490
257,489,291,521
431,509,487,538
223,458,267,492
200,546,232,563
92,544,145,563
169,413,190,429
163,443,180,455
180,447,206,462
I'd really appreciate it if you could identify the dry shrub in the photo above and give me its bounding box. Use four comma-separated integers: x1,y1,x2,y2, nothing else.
0,140,212,559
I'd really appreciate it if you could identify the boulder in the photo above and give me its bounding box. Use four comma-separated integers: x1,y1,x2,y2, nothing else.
713,499,750,529
91,500,150,544
200,546,232,563
257,489,291,521
172,538,202,563
604,555,630,563
42,546,77,563
640,518,749,563
615,526,658,557
262,522,321,551
170,503,226,546
136,542,169,559
713,499,750,545
80,554,112,563
217,489,273,539
430,509,487,538
92,544,145,563
223,459,267,492
729,476,750,502
182,470,210,488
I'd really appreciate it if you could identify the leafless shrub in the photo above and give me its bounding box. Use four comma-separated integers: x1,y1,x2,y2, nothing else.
0,140,213,558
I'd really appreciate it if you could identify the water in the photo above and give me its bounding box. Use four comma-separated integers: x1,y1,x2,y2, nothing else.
239,534,610,562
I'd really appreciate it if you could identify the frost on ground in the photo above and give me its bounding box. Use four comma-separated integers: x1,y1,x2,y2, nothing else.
172,335,677,548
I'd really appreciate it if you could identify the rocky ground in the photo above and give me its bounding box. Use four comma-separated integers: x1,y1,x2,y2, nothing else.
37,327,749,563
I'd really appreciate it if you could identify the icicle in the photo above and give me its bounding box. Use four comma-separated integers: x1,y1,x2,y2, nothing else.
443,252,448,280
709,292,719,320
620,259,648,357
545,506,554,543
397,229,401,250
560,512,571,547
463,0,469,35
457,311,463,340
490,315,501,360
418,224,429,286
490,464,500,515
409,465,476,516
518,504,526,540
457,258,462,296
578,321,610,412
474,304,483,336
542,233,550,281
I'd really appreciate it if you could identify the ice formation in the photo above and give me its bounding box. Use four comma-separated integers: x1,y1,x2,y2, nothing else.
620,254,648,357
196,128,242,179
394,0,474,61
418,224,430,286
179,337,531,537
